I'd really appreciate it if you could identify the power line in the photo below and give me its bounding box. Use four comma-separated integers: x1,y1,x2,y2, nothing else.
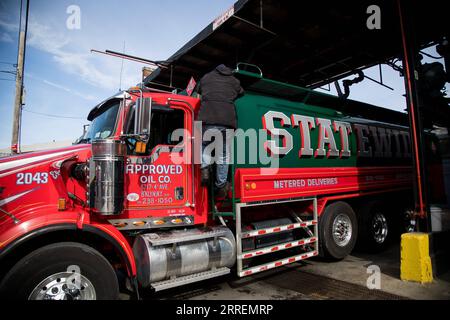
23,109,85,119
0,78,15,82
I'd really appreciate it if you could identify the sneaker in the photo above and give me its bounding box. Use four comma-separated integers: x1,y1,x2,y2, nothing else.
215,182,230,199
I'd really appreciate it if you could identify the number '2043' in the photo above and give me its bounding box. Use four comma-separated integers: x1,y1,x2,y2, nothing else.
16,172,49,185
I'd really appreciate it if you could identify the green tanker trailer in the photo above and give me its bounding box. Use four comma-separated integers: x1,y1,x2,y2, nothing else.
215,68,414,276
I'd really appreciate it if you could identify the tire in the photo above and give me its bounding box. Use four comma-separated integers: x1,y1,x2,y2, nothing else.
319,201,358,260
356,201,393,252
0,242,119,300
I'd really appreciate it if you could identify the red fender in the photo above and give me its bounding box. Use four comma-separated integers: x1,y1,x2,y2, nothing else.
0,210,136,277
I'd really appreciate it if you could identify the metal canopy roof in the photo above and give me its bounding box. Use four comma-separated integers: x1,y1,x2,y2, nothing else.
144,0,448,91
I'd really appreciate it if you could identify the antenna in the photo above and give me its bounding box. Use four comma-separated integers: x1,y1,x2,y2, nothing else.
119,41,125,91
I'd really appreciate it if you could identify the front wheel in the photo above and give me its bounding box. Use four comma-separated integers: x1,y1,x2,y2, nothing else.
319,201,358,260
0,242,119,300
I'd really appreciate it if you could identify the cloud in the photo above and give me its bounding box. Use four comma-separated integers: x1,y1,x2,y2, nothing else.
27,20,70,53
24,72,99,102
42,79,98,101
0,18,17,43
26,20,114,89
52,52,133,90
1,13,145,92
15,17,139,91
0,19,17,32
0,32,13,43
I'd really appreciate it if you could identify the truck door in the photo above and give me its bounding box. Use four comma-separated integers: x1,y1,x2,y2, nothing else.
123,102,192,211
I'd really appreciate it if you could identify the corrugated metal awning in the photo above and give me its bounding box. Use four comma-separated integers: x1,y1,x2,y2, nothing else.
144,0,448,91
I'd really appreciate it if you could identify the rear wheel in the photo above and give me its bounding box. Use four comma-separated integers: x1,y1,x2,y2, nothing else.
357,201,393,252
0,242,119,300
319,201,358,260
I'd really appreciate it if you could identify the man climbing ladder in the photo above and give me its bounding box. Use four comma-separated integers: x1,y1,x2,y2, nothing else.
197,64,244,198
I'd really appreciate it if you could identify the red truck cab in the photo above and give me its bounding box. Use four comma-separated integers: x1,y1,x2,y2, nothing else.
0,88,225,299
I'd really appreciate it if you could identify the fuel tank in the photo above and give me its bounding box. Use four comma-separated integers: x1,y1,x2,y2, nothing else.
133,226,236,287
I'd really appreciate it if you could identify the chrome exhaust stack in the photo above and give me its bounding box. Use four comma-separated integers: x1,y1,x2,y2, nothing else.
91,139,125,215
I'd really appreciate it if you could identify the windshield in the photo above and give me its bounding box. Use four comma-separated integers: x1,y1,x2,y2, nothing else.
81,101,120,143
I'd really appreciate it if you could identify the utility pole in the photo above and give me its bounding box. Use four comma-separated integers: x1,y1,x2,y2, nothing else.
11,0,29,154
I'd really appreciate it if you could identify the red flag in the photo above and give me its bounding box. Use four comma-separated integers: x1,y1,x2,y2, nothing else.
186,77,196,96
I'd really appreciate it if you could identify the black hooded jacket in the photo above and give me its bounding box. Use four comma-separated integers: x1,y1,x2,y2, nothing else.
197,64,244,128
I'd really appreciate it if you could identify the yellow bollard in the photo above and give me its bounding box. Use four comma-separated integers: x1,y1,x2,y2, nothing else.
400,232,433,283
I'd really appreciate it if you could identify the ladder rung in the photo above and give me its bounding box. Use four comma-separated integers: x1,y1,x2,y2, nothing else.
151,267,230,292
239,250,319,277
213,211,235,217
238,237,317,260
241,220,317,239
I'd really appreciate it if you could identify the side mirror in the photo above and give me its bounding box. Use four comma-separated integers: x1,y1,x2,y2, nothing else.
134,97,152,140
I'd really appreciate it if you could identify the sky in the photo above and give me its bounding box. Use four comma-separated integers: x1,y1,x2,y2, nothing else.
0,0,236,149
0,0,448,150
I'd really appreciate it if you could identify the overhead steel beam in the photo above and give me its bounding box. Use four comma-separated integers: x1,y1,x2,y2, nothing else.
231,14,277,36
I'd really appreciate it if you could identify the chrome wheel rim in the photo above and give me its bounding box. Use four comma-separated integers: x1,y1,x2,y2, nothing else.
28,271,96,300
332,214,352,247
372,213,388,244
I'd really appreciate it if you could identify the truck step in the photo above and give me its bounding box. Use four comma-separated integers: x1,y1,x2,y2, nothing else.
213,211,235,218
151,267,231,292
238,236,317,260
241,220,317,239
236,197,319,278
146,228,229,246
239,250,319,277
